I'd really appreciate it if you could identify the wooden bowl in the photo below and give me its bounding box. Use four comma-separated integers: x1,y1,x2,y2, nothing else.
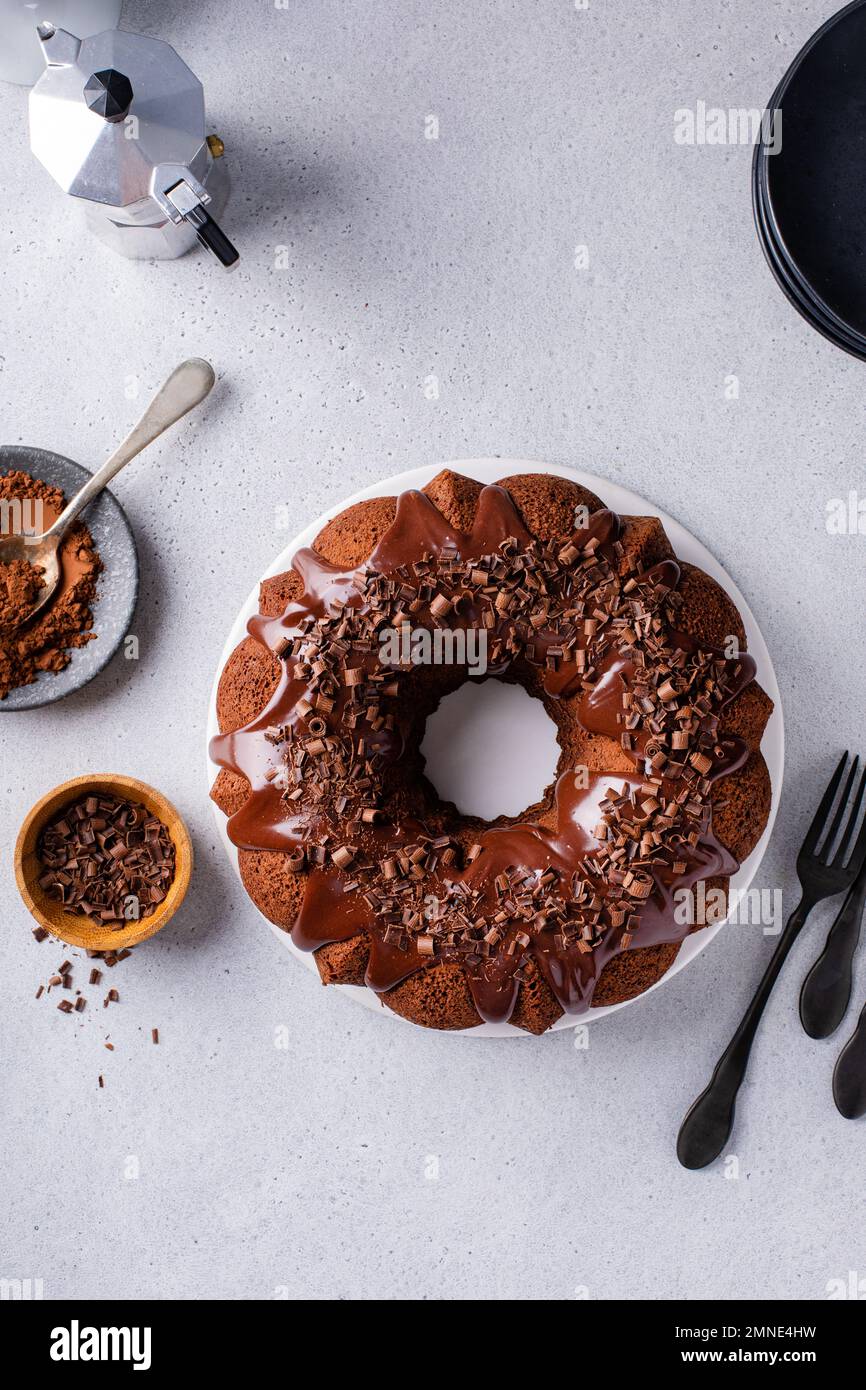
15,774,193,950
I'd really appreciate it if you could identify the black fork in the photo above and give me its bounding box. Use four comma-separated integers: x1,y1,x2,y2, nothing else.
677,753,866,1169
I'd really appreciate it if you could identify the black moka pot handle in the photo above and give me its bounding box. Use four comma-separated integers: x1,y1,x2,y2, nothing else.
186,206,240,269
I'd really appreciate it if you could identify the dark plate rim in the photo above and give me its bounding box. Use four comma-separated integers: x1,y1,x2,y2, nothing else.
753,160,866,359
0,445,139,711
754,0,866,352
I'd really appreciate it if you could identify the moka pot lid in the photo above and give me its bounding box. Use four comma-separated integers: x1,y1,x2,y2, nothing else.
29,24,207,210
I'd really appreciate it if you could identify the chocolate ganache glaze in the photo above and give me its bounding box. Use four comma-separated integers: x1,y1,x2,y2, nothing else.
211,485,756,1023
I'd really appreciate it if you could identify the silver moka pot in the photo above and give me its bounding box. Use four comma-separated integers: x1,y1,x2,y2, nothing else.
29,22,239,267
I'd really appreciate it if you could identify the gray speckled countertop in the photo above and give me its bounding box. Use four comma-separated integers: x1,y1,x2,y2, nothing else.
2,0,865,1302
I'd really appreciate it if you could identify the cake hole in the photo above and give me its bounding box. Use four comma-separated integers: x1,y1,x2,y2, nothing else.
420,679,560,820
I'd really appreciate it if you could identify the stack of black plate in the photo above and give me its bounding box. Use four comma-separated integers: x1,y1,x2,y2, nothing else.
753,0,866,359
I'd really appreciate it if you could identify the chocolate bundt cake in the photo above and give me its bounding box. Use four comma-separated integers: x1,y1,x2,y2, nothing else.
210,470,773,1033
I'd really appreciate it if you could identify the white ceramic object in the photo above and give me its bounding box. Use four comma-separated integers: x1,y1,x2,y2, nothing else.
207,459,784,1037
420,679,562,819
0,0,120,85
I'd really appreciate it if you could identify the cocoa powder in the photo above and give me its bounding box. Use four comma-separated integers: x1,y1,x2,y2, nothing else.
0,470,103,700
0,557,45,630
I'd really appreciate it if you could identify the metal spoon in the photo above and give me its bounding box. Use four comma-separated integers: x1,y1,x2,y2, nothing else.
0,358,215,623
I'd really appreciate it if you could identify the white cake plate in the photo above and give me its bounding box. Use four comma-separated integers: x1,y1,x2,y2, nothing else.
206,459,784,1037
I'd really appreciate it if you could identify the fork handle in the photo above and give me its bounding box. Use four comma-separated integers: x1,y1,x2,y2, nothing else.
800,875,866,1039
677,896,814,1169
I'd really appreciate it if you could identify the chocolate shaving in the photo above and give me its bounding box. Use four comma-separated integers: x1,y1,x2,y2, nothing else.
220,491,752,1015
37,794,176,926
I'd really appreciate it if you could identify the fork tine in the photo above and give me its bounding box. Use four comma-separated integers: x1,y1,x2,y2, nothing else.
839,767,866,872
832,765,866,868
839,800,866,881
801,752,849,860
821,755,860,864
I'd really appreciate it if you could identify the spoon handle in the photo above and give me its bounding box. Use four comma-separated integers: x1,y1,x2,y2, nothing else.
677,897,812,1169
833,995,866,1118
43,358,215,543
800,870,866,1039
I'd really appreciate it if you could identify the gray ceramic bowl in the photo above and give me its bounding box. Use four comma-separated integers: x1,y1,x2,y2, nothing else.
0,445,138,710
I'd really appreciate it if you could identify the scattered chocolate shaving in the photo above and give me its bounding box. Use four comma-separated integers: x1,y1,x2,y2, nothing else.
218,492,752,1018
